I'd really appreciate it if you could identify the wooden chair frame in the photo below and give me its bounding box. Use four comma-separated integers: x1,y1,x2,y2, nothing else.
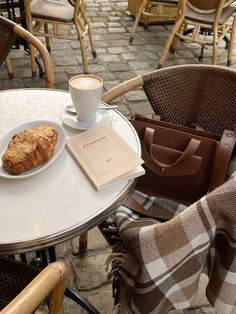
0,15,55,88
102,76,143,104
0,261,69,314
158,0,236,67
24,0,96,75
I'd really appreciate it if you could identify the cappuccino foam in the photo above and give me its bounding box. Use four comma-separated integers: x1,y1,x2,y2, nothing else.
70,76,102,90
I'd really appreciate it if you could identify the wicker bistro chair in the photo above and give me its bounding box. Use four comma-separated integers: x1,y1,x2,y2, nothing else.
0,258,68,314
100,64,236,246
24,0,97,75
102,64,236,135
129,0,178,43
0,16,54,88
158,0,236,68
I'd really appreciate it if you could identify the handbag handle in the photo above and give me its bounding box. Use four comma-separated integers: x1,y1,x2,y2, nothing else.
144,127,201,169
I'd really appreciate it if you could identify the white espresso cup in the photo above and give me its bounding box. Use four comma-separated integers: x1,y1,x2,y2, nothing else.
69,74,103,122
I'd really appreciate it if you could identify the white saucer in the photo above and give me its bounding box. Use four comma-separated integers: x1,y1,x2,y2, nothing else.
61,107,113,130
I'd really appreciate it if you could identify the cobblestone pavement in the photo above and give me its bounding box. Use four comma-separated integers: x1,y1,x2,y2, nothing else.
1,0,236,313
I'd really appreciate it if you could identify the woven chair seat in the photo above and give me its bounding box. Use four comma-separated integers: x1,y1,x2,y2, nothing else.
188,0,235,12
186,4,236,25
0,257,40,310
31,0,74,23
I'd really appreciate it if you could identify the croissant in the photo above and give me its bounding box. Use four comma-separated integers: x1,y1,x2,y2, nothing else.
2,125,58,175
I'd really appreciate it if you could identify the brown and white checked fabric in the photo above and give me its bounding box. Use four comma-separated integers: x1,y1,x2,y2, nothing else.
107,174,236,314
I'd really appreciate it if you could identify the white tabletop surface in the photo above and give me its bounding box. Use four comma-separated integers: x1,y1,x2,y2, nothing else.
0,89,140,254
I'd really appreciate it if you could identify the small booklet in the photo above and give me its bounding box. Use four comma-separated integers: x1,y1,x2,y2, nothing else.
67,123,145,190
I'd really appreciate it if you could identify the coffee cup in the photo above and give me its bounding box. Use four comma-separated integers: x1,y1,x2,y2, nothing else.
69,75,103,122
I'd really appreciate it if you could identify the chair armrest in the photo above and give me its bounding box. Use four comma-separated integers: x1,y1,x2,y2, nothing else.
102,76,143,103
0,261,69,314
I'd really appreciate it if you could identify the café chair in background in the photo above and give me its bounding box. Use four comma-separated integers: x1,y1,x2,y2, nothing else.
158,0,236,68
129,0,178,43
0,15,55,88
24,0,97,75
0,258,68,314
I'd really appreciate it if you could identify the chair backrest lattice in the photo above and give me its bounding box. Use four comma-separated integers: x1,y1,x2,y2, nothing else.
0,258,40,310
187,0,235,13
0,17,16,65
142,65,236,135
0,258,68,313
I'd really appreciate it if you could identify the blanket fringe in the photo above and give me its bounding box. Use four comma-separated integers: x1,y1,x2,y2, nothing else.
105,218,128,304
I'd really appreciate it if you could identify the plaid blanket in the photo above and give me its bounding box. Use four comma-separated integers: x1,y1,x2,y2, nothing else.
107,174,236,314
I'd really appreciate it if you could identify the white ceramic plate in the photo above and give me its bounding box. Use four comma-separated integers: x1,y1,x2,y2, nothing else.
61,106,113,130
0,120,67,179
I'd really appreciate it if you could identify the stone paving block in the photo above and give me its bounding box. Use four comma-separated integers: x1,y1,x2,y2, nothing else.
103,80,120,91
106,62,129,72
54,56,78,66
2,79,24,89
129,60,153,70
95,71,116,82
117,71,136,81
108,39,130,47
108,27,126,33
72,252,111,291
121,53,137,61
64,66,83,76
100,54,121,62
107,46,127,54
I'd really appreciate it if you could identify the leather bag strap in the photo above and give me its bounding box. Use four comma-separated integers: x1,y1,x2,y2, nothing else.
144,127,201,169
209,130,236,191
124,197,162,219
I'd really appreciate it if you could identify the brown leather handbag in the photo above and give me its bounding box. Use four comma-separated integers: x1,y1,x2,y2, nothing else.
129,114,236,205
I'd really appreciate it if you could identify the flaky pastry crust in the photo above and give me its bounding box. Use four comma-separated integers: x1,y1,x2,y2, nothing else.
2,125,58,175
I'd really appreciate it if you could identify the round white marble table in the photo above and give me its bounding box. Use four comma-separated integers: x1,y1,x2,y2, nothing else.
0,89,141,254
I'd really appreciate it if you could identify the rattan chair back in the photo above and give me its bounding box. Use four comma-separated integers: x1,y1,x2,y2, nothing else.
0,257,39,310
143,65,236,135
102,65,236,136
0,17,16,66
0,258,68,314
